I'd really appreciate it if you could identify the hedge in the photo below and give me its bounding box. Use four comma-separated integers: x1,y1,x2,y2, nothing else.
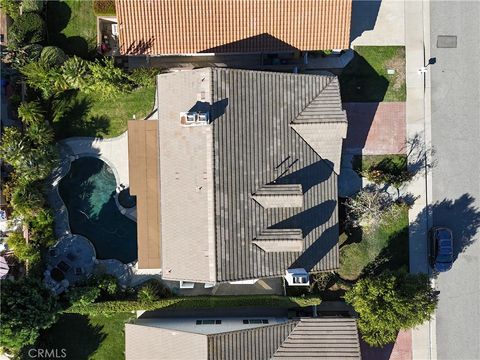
93,0,115,16
66,295,322,315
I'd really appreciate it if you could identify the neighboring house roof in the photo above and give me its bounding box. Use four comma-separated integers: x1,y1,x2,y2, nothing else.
129,68,347,282
125,317,361,360
115,0,352,55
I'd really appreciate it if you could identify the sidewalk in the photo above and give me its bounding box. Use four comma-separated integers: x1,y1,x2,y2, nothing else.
404,0,436,359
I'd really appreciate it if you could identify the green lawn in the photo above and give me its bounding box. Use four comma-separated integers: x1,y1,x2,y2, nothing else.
340,46,406,102
352,154,408,174
29,313,134,360
53,85,156,139
46,0,97,58
338,206,409,281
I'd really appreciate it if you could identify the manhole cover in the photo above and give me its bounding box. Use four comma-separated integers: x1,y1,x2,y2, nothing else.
437,35,457,48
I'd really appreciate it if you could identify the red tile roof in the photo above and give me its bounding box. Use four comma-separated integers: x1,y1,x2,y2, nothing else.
115,0,352,55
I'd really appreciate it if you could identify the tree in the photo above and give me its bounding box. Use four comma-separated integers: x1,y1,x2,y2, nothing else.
346,187,406,233
61,56,90,90
21,0,44,13
6,232,40,264
8,12,45,48
20,61,68,99
40,46,68,67
18,100,44,124
344,271,437,347
0,0,20,20
87,58,132,99
0,277,59,351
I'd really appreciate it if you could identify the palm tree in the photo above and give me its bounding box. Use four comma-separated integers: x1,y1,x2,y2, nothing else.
17,101,44,125
25,121,54,147
61,56,90,90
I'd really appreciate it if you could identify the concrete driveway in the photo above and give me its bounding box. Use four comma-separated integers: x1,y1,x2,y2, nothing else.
351,0,406,46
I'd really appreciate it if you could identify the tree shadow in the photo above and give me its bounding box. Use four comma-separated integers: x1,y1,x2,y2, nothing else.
350,0,382,43
410,194,480,268
46,1,97,59
340,52,389,102
52,93,110,139
404,132,437,177
360,335,395,360
26,313,106,360
124,37,155,55
361,226,409,277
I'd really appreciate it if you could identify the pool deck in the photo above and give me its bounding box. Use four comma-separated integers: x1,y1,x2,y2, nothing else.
47,132,136,289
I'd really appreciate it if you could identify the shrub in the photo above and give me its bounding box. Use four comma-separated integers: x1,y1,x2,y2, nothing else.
362,157,412,189
6,232,41,264
344,271,437,347
92,0,116,15
346,187,407,234
10,183,45,218
129,68,161,88
87,57,132,98
21,0,43,13
67,286,101,307
137,279,171,302
0,277,59,351
61,56,90,90
0,0,20,19
97,274,120,297
8,12,45,47
40,46,67,67
309,272,336,293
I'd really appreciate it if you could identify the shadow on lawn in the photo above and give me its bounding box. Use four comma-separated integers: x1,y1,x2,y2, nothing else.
23,314,106,360
340,52,389,102
46,1,96,59
51,91,110,139
361,226,409,277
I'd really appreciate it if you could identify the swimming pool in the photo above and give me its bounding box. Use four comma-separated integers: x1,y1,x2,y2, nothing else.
59,157,137,263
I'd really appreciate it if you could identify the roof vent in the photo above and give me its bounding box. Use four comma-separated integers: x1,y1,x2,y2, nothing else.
180,112,210,126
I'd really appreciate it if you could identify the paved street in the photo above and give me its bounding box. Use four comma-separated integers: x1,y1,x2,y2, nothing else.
430,1,480,359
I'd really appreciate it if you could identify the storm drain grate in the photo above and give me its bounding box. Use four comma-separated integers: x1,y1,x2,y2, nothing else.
437,35,457,48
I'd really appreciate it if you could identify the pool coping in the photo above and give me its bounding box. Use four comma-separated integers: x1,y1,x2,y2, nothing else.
48,133,136,287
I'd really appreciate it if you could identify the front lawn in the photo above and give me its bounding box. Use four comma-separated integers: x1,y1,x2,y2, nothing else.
28,313,134,360
53,85,156,139
338,204,409,281
340,46,406,102
46,0,97,58
352,154,408,175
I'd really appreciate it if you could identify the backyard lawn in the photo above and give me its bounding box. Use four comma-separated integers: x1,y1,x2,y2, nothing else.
53,85,156,139
31,313,134,360
46,0,97,58
340,46,406,102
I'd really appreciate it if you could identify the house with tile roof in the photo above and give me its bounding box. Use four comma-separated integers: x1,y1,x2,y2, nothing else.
113,0,352,56
125,308,361,360
128,68,347,286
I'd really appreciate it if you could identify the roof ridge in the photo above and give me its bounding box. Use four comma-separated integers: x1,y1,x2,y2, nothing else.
292,77,345,125
206,320,299,339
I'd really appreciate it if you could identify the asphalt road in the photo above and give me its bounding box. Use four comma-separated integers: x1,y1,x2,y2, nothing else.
430,1,480,359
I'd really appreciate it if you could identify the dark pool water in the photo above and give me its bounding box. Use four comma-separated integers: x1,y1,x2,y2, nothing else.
59,157,137,263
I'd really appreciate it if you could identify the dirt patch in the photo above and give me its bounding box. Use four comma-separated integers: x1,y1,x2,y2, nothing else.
386,47,406,91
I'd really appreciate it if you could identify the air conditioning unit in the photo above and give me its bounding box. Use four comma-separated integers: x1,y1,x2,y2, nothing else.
285,268,310,286
180,112,210,126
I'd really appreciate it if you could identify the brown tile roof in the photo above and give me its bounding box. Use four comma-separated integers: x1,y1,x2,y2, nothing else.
115,0,352,55
128,120,162,269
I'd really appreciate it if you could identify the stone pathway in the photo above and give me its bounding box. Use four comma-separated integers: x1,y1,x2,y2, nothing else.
343,102,406,155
